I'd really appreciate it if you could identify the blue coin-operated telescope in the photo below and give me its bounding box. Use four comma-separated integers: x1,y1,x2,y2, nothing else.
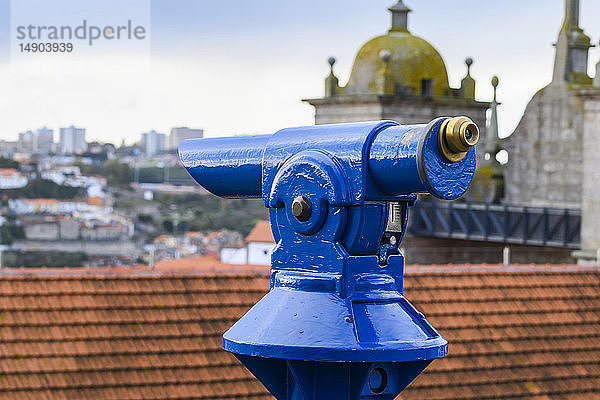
179,117,479,399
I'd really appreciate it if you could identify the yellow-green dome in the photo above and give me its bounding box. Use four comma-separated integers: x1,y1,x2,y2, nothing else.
343,30,450,97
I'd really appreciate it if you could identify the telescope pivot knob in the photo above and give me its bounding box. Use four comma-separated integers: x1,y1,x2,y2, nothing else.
291,196,312,222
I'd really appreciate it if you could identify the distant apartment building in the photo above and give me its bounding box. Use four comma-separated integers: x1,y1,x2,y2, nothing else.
0,168,28,189
169,127,203,150
17,130,34,153
35,127,54,153
10,198,134,242
59,126,87,154
8,198,100,216
220,221,274,265
21,216,60,241
17,127,55,154
140,130,166,156
20,215,132,242
9,198,61,215
0,140,17,157
41,165,106,198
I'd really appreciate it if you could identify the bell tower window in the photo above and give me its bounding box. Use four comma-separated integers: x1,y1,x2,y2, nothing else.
421,79,433,97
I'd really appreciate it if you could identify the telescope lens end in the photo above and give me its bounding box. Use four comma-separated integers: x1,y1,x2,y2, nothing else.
438,117,480,162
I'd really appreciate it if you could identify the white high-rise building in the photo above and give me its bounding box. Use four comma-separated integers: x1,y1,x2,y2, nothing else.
169,127,203,150
140,130,166,156
17,130,34,153
17,127,55,154
35,127,54,154
59,126,87,154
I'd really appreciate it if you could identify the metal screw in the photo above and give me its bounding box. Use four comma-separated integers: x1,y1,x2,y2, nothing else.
291,196,312,222
368,368,388,394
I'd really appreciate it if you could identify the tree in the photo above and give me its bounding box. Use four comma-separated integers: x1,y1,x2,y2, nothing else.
103,160,133,186
176,220,189,233
137,214,154,224
22,179,83,199
0,157,19,169
162,219,174,233
0,225,12,245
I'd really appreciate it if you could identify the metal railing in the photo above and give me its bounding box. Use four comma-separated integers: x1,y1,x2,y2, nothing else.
409,201,581,249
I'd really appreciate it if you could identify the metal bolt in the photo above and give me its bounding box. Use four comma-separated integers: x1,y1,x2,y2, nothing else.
368,368,388,394
291,196,312,222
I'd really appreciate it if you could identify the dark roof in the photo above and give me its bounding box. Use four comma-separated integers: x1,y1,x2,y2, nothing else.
0,265,597,399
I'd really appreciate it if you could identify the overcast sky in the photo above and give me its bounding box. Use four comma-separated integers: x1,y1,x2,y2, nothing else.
0,0,599,144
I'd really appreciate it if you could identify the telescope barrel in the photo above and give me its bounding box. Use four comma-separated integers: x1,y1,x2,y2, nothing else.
179,134,269,198
179,117,478,201
368,117,478,199
368,124,429,196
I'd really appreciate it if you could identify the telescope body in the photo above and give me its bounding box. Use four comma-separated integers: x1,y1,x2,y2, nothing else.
179,117,479,400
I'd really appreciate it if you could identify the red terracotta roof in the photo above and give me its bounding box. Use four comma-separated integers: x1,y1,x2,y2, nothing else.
0,271,271,399
24,198,58,204
0,168,19,176
399,267,600,400
245,221,274,243
154,234,172,242
185,231,203,238
155,255,269,273
0,265,597,399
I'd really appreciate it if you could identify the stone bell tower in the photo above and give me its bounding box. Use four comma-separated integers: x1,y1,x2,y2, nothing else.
502,0,600,263
552,0,593,84
503,0,594,208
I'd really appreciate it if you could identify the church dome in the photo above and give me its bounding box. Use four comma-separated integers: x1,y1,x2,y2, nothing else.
343,1,450,97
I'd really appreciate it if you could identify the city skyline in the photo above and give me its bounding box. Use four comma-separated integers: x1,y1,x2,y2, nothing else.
1,124,206,158
1,0,599,144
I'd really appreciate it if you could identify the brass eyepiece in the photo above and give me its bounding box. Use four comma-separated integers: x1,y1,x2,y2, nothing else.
438,116,479,162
